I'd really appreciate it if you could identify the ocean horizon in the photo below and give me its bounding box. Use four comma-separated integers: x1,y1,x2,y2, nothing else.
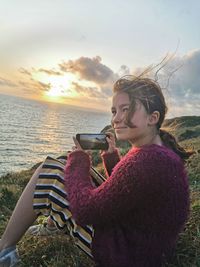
0,94,111,176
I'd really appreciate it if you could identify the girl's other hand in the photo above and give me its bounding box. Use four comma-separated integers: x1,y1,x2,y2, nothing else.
103,132,116,154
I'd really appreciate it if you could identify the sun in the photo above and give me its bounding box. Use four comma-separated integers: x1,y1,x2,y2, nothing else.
46,84,66,98
32,72,78,102
45,74,74,98
46,87,61,97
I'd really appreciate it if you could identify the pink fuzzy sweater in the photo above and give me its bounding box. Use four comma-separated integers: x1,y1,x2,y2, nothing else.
64,144,189,267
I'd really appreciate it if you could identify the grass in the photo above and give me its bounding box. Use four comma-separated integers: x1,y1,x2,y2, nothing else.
0,169,95,267
163,137,200,267
0,134,200,266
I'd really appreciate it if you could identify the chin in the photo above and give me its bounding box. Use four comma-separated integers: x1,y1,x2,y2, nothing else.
115,133,129,141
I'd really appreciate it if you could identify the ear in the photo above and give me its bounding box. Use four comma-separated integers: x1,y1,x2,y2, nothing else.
148,111,160,126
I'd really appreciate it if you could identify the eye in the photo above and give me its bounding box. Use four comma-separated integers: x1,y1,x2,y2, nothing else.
122,107,129,112
111,109,116,115
111,108,116,115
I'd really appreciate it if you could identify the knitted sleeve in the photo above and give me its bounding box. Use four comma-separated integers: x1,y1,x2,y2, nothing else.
64,149,147,226
101,149,121,176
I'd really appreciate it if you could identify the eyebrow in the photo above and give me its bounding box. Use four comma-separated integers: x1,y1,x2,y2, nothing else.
111,103,130,110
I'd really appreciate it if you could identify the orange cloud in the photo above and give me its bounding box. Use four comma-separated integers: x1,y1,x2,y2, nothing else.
0,76,17,87
38,68,62,76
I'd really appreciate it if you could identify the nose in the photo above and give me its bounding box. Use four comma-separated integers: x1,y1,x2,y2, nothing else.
112,111,124,124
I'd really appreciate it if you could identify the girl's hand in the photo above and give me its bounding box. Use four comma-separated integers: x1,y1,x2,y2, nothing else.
72,136,92,156
72,136,83,151
104,132,116,154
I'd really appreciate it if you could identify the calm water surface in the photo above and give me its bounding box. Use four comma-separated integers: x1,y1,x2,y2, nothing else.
0,94,110,176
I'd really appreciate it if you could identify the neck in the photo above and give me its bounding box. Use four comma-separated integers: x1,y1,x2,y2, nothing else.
130,133,163,148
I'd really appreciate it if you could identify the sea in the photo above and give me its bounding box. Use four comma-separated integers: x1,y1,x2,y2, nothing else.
0,94,111,176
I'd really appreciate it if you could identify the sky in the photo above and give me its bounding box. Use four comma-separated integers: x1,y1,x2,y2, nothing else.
0,0,200,117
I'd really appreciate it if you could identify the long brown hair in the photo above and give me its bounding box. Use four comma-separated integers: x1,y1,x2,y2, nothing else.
113,75,193,160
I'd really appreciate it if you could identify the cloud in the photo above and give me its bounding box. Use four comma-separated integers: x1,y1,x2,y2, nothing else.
17,67,61,95
129,50,200,117
118,65,130,76
0,77,17,87
58,56,120,99
167,49,200,96
18,80,51,93
16,57,116,99
19,67,62,76
38,68,62,76
7,51,199,116
151,50,200,116
18,68,32,76
72,81,108,99
59,56,117,84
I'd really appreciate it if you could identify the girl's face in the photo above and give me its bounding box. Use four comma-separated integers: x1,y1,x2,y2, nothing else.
111,92,154,146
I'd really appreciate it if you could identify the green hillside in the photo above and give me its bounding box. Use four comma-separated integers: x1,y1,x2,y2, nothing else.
0,116,199,266
163,116,200,142
164,116,200,128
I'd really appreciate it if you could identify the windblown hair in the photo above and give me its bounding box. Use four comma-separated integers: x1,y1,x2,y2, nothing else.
113,75,193,160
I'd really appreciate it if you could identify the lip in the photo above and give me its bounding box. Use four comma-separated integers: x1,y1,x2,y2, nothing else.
114,127,127,130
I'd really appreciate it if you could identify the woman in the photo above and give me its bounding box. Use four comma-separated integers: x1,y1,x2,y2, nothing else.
0,75,191,267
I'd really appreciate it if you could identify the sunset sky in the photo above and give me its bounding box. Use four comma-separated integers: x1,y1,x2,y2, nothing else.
0,0,200,116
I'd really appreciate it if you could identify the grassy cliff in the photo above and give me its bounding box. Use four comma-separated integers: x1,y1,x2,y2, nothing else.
0,116,200,267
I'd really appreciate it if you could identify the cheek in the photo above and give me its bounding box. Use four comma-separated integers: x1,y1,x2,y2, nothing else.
111,117,114,126
130,114,148,128
130,113,141,125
